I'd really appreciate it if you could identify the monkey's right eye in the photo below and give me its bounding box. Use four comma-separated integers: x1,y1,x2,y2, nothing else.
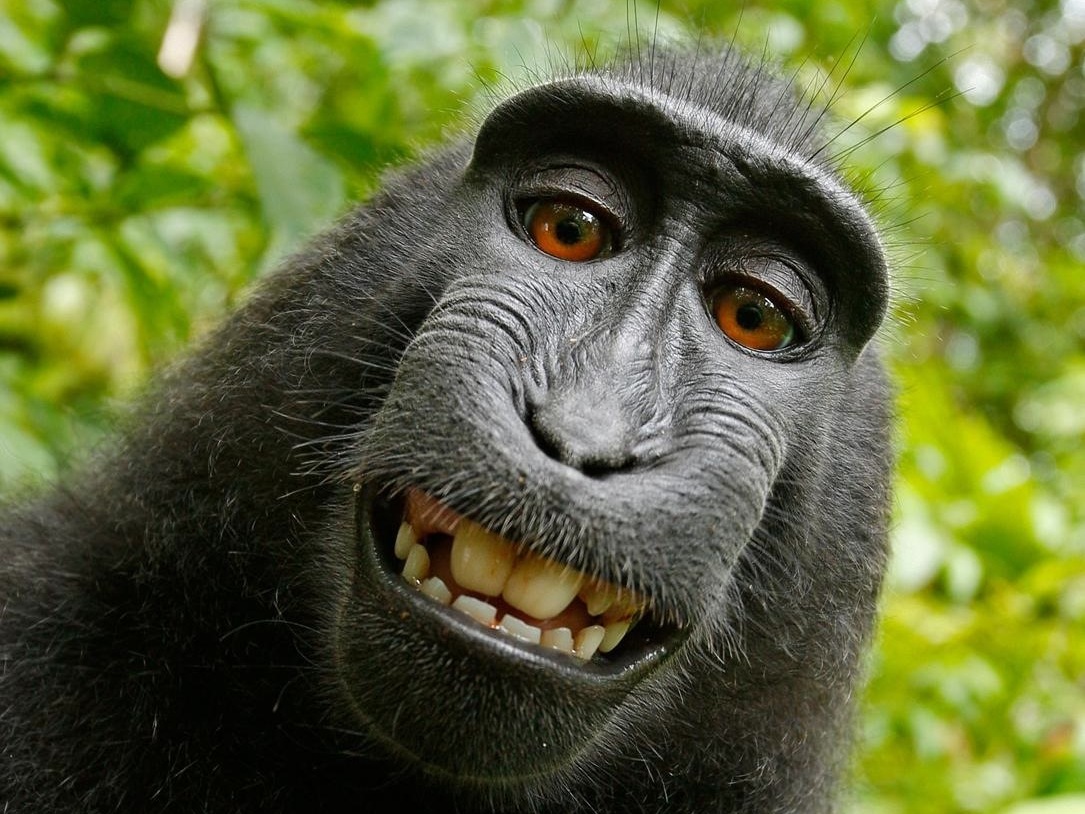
711,282,800,352
521,199,613,262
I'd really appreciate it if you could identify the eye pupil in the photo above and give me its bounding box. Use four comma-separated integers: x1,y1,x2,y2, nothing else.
735,303,764,331
555,217,585,245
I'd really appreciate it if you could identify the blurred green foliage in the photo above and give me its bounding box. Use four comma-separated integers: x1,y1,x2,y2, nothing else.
0,0,1081,811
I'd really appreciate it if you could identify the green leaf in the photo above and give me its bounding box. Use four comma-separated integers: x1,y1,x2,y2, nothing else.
1002,796,1085,814
232,104,346,265
74,36,189,154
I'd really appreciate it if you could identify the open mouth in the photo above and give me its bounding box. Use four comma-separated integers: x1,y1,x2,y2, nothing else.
365,486,679,667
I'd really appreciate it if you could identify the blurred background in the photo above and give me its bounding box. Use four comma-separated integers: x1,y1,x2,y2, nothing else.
0,0,1081,811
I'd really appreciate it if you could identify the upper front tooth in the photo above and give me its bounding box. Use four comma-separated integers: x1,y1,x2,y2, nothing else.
502,552,585,620
450,519,516,597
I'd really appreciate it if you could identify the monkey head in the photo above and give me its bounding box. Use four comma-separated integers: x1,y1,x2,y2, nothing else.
322,53,891,806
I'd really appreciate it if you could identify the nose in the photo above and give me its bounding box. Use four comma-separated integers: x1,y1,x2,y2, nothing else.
528,385,637,475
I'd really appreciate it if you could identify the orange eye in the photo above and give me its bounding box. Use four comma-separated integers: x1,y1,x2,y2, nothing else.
522,199,612,262
712,283,798,351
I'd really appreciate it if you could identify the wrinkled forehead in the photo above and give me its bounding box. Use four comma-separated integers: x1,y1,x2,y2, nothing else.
474,75,882,245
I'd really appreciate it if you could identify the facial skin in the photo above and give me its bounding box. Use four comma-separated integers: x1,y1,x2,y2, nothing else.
0,48,891,814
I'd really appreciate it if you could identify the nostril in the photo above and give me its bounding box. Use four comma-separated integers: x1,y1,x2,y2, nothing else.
527,410,565,464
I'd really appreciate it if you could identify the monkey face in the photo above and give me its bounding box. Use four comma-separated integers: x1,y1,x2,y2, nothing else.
326,65,890,798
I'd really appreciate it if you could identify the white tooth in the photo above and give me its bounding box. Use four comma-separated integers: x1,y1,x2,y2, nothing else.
573,625,606,661
502,553,585,620
450,519,516,597
498,614,542,644
419,576,452,605
540,627,575,654
394,522,417,560
451,595,497,626
599,619,632,653
579,580,617,616
401,543,429,583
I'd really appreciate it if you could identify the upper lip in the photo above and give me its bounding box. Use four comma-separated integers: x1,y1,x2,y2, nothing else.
358,483,686,676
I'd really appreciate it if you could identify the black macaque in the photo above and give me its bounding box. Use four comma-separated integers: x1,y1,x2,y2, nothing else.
0,45,893,813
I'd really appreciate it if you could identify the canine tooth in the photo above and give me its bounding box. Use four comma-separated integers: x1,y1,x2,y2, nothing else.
599,619,632,653
401,544,429,583
394,522,417,560
419,576,452,605
498,614,542,644
450,520,516,596
451,595,497,626
573,625,606,661
502,553,585,620
540,627,574,654
579,580,617,616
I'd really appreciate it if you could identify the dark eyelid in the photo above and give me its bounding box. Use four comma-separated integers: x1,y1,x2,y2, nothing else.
734,256,815,321
515,163,628,227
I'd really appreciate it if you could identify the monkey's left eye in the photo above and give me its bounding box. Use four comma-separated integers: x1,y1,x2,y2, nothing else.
711,282,799,352
521,199,613,262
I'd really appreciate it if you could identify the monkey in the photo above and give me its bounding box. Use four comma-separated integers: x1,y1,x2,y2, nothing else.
0,45,892,813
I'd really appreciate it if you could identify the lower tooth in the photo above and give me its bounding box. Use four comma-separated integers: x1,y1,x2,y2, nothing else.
574,625,606,661
402,544,430,583
420,576,452,605
451,595,497,626
599,619,632,653
498,615,542,644
540,627,574,654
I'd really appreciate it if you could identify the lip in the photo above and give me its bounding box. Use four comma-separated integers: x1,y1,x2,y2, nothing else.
354,482,686,682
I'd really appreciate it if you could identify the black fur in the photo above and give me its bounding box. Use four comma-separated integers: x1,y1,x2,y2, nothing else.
0,48,892,813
